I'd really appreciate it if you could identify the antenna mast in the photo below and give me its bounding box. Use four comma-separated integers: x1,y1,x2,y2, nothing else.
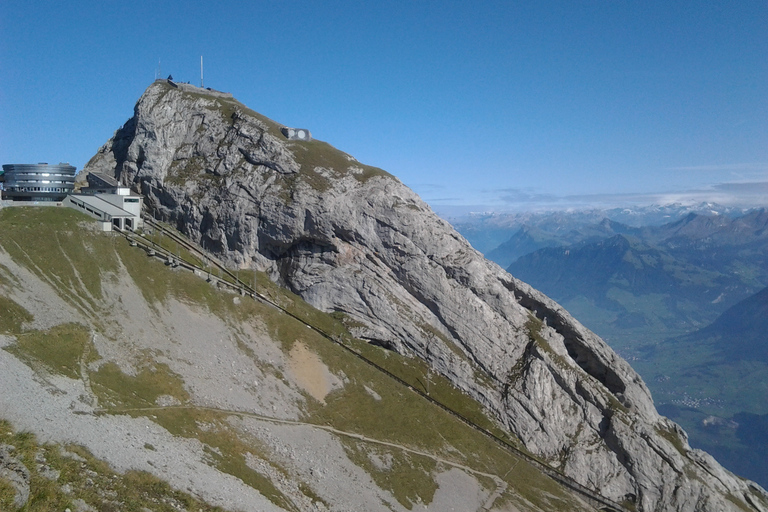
200,56,204,88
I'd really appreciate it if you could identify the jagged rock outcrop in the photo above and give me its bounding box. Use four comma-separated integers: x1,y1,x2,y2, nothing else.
83,79,768,512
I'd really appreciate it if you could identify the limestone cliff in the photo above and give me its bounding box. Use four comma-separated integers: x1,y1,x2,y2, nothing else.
83,79,768,512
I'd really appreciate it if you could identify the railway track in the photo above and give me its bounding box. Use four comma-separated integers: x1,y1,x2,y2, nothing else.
113,213,629,512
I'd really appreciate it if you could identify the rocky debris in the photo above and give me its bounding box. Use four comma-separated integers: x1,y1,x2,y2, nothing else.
0,444,30,510
35,449,61,481
70,498,98,512
0,343,285,512
154,394,182,407
81,80,768,511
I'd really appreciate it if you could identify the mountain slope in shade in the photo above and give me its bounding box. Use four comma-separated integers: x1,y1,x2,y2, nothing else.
645,287,768,489
684,286,768,363
507,234,747,336
485,218,639,269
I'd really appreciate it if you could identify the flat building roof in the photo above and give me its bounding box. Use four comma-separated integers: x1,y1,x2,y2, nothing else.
67,194,136,218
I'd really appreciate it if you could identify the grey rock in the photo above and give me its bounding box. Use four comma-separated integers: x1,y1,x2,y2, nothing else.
0,444,30,510
60,449,87,463
35,449,60,481
72,498,98,512
83,80,768,512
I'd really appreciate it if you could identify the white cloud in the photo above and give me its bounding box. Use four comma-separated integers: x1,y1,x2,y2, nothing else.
665,163,768,172
434,180,768,212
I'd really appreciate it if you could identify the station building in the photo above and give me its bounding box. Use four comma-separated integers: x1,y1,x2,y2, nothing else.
63,172,143,231
1,163,76,202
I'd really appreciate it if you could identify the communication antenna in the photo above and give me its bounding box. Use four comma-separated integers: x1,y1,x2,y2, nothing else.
156,59,161,80
200,56,204,88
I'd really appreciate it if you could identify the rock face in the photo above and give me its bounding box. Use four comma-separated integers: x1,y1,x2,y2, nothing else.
83,79,768,512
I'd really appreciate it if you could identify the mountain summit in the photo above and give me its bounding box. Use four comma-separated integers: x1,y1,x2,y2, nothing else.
81,80,768,511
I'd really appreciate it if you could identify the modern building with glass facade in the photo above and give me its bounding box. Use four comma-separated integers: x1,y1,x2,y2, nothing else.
1,163,76,201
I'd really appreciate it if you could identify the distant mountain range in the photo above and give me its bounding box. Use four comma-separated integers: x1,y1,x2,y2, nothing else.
505,209,768,348
451,202,760,255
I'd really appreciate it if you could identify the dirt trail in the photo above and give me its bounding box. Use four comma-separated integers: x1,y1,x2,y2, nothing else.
102,403,510,511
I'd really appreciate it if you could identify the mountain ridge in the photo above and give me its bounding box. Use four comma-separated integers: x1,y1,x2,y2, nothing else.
704,286,768,362
74,79,768,511
506,210,768,340
451,204,762,255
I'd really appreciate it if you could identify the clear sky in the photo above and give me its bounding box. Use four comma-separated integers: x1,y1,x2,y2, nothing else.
2,1,767,211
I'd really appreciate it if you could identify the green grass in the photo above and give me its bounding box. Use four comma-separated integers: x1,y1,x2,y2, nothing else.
139,224,206,268
0,295,33,333
165,153,208,186
0,478,15,511
116,232,239,314
654,425,687,456
91,360,190,409
286,138,392,189
5,323,90,379
0,208,119,313
725,492,757,512
341,441,438,509
345,336,518,444
298,481,329,508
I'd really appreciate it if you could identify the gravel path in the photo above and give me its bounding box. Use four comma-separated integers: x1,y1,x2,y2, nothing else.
104,403,509,511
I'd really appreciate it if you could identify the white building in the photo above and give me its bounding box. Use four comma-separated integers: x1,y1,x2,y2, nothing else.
64,173,143,231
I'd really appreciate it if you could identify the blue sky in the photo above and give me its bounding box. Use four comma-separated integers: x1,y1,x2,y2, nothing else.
2,1,766,211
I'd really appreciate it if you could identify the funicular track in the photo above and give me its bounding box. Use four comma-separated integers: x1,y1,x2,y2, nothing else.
111,212,629,512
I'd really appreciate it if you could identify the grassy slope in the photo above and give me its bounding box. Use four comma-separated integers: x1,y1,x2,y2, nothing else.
0,207,593,511
0,420,224,512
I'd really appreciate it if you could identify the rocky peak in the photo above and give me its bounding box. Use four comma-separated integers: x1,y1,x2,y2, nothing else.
83,80,768,512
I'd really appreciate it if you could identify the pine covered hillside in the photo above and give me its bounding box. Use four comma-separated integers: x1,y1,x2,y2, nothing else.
677,285,768,363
